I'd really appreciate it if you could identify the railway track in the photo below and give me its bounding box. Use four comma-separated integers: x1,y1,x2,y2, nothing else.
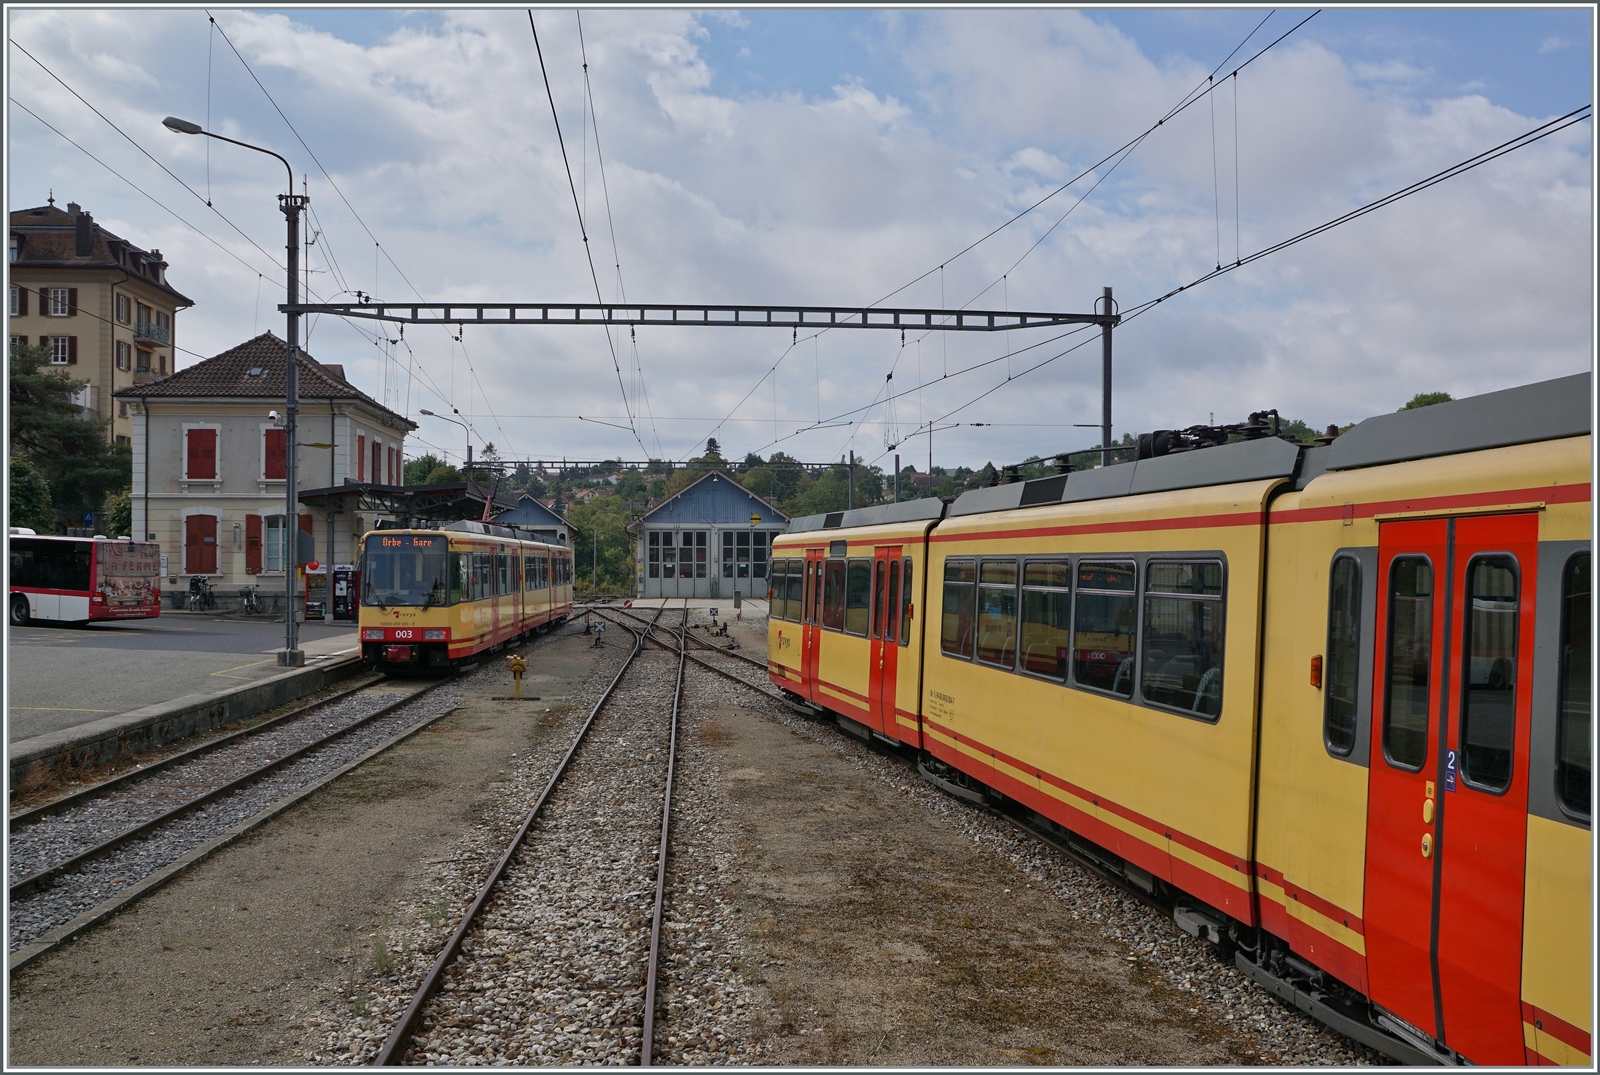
6,626,572,968
373,602,785,1066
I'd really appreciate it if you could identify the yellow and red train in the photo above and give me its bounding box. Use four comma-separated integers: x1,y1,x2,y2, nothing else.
358,521,573,669
768,373,1591,1066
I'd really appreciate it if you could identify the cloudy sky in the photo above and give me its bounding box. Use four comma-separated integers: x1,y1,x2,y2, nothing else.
7,6,1593,472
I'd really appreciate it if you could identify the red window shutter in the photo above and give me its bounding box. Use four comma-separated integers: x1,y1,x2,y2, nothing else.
372,442,381,485
186,514,218,574
298,513,313,534
245,515,262,574
187,428,217,479
357,435,366,481
265,428,287,480
66,336,77,365
67,288,78,316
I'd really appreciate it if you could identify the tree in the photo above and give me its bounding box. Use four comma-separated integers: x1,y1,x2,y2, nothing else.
9,454,54,532
704,437,723,460
102,488,133,537
563,492,637,595
1400,391,1453,411
403,453,461,486
9,341,130,527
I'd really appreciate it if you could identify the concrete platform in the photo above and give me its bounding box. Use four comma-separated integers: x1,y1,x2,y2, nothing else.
6,614,359,745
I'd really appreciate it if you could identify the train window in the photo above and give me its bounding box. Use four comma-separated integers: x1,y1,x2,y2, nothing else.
768,560,786,619
1021,559,1071,680
872,559,889,639
887,559,901,643
803,559,817,625
1460,555,1519,793
1324,557,1362,756
976,560,1019,668
845,559,872,635
1141,561,1225,718
822,559,847,631
1383,557,1433,770
901,559,913,647
450,553,468,604
1557,552,1591,818
787,560,805,623
498,553,513,596
1072,561,1136,697
941,559,977,658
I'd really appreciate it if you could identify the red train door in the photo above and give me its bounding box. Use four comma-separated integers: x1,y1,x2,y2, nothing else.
802,549,823,703
868,547,902,736
1364,514,1537,1063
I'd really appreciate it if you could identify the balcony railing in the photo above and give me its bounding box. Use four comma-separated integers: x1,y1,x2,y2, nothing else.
133,320,171,344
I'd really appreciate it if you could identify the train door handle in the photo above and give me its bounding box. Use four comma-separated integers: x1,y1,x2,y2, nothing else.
1421,833,1433,858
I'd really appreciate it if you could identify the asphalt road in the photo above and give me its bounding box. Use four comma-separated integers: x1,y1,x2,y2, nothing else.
7,614,359,744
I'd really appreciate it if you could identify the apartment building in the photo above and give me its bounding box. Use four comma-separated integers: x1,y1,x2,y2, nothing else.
9,197,193,445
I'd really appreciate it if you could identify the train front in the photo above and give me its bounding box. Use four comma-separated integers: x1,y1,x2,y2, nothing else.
357,530,453,670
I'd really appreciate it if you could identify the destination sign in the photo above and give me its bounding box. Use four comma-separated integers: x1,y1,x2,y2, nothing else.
372,535,439,550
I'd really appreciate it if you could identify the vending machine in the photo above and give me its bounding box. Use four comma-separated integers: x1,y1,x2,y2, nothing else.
303,565,328,620
331,564,358,621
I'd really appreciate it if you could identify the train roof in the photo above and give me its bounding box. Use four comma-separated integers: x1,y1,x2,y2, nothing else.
786,496,947,534
940,370,1590,519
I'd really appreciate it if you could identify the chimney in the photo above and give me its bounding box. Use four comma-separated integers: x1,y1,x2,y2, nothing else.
66,201,80,214
75,211,94,257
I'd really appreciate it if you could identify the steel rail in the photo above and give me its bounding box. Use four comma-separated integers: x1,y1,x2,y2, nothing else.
592,610,784,703
640,603,690,1066
602,604,768,671
9,677,452,901
374,605,663,1066
9,673,384,827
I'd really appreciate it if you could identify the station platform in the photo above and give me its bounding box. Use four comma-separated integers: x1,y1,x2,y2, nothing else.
6,614,359,745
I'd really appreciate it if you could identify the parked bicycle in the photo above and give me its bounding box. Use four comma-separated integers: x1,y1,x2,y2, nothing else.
187,576,215,612
239,584,261,616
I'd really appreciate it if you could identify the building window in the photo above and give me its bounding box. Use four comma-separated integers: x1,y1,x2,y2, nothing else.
136,301,152,329
8,285,18,315
48,288,72,316
264,428,288,480
48,335,73,365
264,515,287,572
10,335,26,350
115,434,131,447
185,427,218,480
647,531,660,579
116,293,130,323
357,434,366,481
118,401,129,418
9,236,18,262
116,340,132,371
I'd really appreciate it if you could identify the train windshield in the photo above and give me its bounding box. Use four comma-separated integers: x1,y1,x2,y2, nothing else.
361,533,449,607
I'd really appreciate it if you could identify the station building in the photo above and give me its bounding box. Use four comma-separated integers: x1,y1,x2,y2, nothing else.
115,332,415,592
9,197,193,445
628,471,788,599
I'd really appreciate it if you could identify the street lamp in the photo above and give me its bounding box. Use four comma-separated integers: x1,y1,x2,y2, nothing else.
165,116,308,666
419,408,471,474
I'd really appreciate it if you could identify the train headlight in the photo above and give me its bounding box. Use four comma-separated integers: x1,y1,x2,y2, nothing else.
362,628,384,640
424,629,446,640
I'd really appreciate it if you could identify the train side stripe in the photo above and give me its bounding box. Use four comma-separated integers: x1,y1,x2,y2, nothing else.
920,715,1249,880
931,509,1264,544
1272,481,1590,524
1255,862,1365,936
1521,1001,1592,1057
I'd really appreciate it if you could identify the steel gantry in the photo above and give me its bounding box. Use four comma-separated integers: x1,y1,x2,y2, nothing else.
285,300,1117,333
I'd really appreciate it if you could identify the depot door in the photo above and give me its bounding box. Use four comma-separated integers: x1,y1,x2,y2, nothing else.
868,547,903,737
1364,514,1537,1062
802,549,823,703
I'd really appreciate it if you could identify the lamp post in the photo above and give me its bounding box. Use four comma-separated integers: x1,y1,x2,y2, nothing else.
165,116,308,666
419,408,471,476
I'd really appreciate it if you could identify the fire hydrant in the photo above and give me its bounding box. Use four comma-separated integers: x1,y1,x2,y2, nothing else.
506,654,529,699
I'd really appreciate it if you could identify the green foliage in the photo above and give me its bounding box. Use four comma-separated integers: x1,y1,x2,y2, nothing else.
1400,391,1454,411
9,341,129,526
9,454,55,532
102,488,133,537
403,453,457,485
563,493,640,595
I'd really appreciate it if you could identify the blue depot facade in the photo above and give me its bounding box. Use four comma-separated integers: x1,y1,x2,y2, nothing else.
630,471,788,599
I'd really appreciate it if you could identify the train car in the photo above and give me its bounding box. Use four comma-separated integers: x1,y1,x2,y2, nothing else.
8,533,162,625
358,521,573,670
767,372,1591,1066
768,499,943,747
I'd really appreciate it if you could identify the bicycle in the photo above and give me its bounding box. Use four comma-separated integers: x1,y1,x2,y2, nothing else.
187,577,215,612
239,584,261,616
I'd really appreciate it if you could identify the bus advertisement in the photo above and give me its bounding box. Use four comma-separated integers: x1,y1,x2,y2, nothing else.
8,535,162,625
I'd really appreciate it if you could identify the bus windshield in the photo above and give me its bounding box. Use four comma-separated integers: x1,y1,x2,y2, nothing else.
361,534,450,608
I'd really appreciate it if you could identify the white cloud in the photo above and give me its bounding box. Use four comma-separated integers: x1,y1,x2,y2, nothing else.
6,8,1589,468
